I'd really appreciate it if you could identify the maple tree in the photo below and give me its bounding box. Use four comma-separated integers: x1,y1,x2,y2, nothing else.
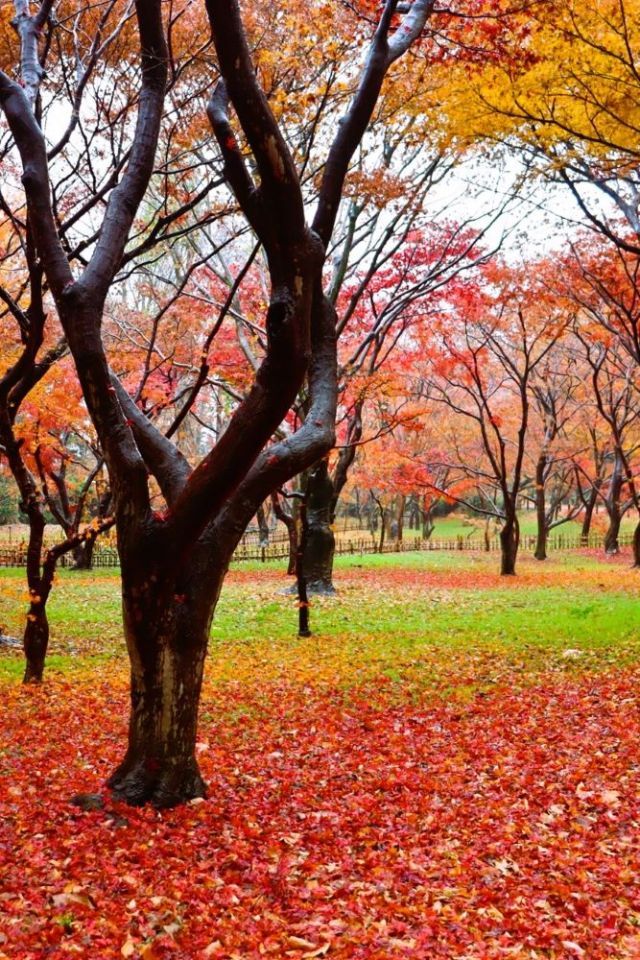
436,0,640,251
0,0,435,806
287,223,489,593
420,262,570,574
523,344,583,561
0,225,115,681
2,553,640,956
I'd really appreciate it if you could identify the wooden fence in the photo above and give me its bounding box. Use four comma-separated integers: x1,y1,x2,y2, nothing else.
0,531,633,569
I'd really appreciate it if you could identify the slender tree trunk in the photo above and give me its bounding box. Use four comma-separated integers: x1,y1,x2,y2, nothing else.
604,455,623,555
23,503,49,683
633,520,640,568
421,501,435,540
296,495,311,637
500,511,519,576
301,460,336,594
376,501,387,554
271,493,298,575
107,551,222,808
580,487,598,543
396,494,405,543
256,503,269,547
534,455,547,561
72,537,96,570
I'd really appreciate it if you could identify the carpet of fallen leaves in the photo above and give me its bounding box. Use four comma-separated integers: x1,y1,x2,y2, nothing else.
2,670,640,959
2,555,640,959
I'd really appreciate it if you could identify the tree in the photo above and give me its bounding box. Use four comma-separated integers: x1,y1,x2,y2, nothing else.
423,263,568,574
439,0,640,253
298,222,489,591
0,0,434,805
576,331,640,562
526,349,582,560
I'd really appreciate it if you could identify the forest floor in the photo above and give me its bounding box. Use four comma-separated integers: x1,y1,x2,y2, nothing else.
1,550,640,959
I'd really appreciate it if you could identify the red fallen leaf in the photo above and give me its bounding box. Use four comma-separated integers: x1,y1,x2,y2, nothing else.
3,601,640,960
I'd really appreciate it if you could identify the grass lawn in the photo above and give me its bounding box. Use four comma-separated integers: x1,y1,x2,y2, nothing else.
1,549,640,958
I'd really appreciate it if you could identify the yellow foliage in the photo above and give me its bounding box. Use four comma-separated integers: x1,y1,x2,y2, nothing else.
430,0,640,165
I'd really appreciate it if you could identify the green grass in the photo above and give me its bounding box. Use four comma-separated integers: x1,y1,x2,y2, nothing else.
1,548,639,685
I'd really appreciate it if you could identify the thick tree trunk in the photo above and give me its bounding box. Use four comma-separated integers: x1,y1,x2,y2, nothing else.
301,460,336,594
107,555,221,808
500,514,519,576
534,456,547,561
22,604,49,683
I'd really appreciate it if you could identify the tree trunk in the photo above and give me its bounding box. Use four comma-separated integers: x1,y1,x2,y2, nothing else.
500,514,519,576
271,493,298,576
632,520,640,568
604,456,623,555
107,556,221,808
396,494,405,543
22,603,49,683
421,501,435,540
256,503,269,547
301,460,336,594
22,508,49,683
72,537,95,570
534,455,547,561
580,487,598,543
296,495,311,637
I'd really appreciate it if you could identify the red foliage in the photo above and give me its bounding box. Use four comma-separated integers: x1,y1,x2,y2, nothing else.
1,664,640,958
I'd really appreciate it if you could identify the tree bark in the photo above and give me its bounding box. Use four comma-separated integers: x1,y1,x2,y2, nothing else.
72,537,96,570
500,513,519,576
22,603,49,683
604,454,623,555
301,460,336,594
107,549,222,808
633,520,640,568
395,494,405,543
580,486,598,543
534,455,547,561
271,492,298,576
256,503,269,547
421,497,435,540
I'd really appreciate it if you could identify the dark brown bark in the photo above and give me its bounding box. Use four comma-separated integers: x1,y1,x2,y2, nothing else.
633,521,640,568
22,605,49,684
395,494,406,542
0,0,432,807
421,498,435,540
107,548,222,808
256,503,269,547
604,454,624,554
295,495,311,637
534,455,547,561
72,537,96,570
271,492,298,576
500,512,519,576
580,486,598,542
301,460,336,595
